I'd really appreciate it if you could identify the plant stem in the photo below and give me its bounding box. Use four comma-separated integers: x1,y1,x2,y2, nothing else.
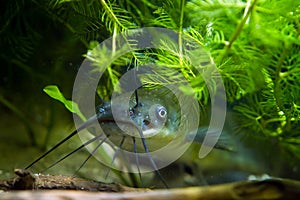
273,46,291,132
216,0,258,63
100,0,125,31
178,0,185,60
42,101,55,151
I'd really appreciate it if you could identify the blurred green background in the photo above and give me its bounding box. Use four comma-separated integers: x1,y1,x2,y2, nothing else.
0,0,87,179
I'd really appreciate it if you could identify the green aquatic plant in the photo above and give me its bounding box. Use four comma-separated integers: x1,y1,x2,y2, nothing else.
45,0,300,159
43,85,86,121
57,0,300,160
186,0,300,161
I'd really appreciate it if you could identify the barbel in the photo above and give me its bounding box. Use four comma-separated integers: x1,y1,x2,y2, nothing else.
25,87,231,188
25,88,181,187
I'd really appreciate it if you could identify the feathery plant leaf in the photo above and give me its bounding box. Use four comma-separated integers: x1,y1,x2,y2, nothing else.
184,0,300,160
100,0,137,33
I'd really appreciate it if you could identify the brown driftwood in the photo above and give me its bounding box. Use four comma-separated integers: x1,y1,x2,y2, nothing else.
1,169,300,200
0,169,143,192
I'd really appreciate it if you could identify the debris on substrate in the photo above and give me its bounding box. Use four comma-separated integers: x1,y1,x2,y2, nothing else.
1,169,300,200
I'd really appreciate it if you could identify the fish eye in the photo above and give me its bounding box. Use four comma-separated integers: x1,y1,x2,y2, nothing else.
156,106,167,119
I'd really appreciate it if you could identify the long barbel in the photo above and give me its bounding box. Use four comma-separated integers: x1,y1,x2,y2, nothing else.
25,87,232,188
25,90,172,187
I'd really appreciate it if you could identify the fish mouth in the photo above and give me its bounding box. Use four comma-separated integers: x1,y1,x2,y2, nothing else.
141,119,165,136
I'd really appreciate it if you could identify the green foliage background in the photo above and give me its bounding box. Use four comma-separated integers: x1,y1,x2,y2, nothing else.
1,0,300,181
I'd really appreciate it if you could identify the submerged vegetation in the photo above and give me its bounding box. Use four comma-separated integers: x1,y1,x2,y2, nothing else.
1,0,300,181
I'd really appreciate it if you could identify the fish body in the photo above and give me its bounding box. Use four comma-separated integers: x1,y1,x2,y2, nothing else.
25,87,232,188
